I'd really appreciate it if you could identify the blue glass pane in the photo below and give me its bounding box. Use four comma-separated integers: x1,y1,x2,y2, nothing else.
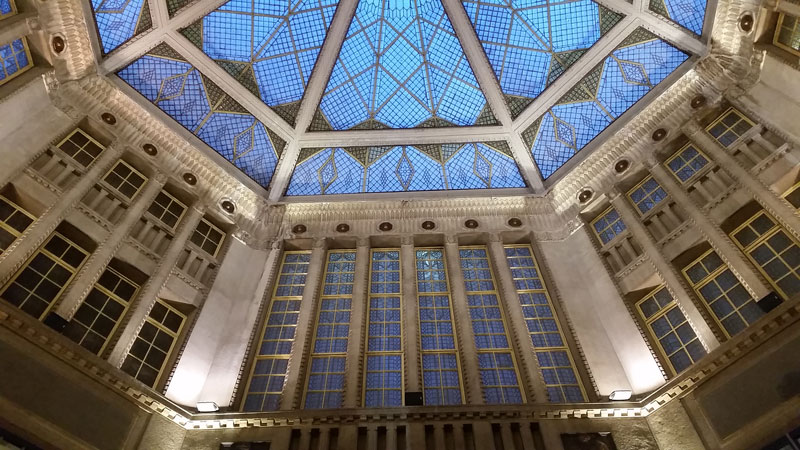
364,354,403,407
304,356,346,409
117,46,283,189
650,0,706,35
1,0,14,16
0,39,31,83
92,0,150,54
197,0,339,113
463,0,622,117
315,0,492,130
525,30,688,179
286,143,524,195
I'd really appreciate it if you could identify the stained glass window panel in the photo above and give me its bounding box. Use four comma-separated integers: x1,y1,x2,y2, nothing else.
628,177,668,215
117,45,285,189
244,358,289,411
775,13,800,54
649,0,706,35
478,352,523,404
1,0,16,18
706,108,754,148
592,208,626,245
666,144,709,183
286,143,525,195
524,29,688,179
0,39,32,86
305,356,346,409
313,0,494,130
364,354,403,407
92,0,151,54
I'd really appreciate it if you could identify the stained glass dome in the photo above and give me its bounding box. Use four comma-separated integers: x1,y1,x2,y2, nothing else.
95,0,710,197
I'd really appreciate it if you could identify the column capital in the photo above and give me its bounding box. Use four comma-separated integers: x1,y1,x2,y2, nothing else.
153,172,168,185
681,119,704,137
356,237,370,247
487,233,502,243
400,235,414,246
312,237,327,249
643,152,659,169
444,234,458,244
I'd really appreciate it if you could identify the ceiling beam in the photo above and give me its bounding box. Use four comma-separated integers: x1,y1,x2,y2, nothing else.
266,0,360,201
298,126,508,147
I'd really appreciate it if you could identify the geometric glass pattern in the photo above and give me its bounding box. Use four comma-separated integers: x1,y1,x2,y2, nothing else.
364,249,403,407
244,251,311,412
0,38,32,86
180,0,339,126
416,248,463,405
682,249,764,338
775,13,800,55
522,29,688,179
462,0,623,118
63,266,138,355
706,107,754,148
310,0,496,131
636,286,706,375
591,207,626,245
628,176,668,215
120,299,185,387
666,143,709,184
649,0,706,35
731,210,800,300
91,0,152,54
305,250,355,409
117,44,286,189
459,246,523,404
0,232,89,320
504,245,585,402
286,142,525,195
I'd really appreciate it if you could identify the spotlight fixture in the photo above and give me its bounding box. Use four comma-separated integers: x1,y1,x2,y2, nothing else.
608,390,632,401
196,401,219,412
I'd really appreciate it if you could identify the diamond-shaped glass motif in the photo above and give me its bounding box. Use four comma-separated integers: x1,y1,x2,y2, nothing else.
554,116,576,149
319,154,337,193
617,59,651,86
474,150,492,187
396,152,414,190
233,124,255,159
156,72,189,102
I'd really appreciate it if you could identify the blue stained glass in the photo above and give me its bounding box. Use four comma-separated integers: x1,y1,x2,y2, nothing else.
477,352,522,404
463,0,617,116
118,49,283,189
667,145,708,182
286,143,524,195
422,353,462,405
364,354,403,407
316,0,491,130
92,0,150,54
526,33,688,179
629,177,668,214
244,357,289,411
651,0,706,35
1,0,14,16
0,39,31,84
304,356,346,409
200,0,338,109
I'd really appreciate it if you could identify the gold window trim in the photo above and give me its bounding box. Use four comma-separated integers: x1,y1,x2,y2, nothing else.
0,37,33,87
681,248,752,339
362,247,405,407
1,0,18,17
101,159,148,202
147,189,187,231
504,244,588,401
141,298,187,388
781,180,800,208
83,267,139,355
664,142,712,185
415,247,466,405
301,249,355,409
55,128,106,167
3,231,89,320
459,245,527,404
704,107,756,146
730,210,800,299
774,13,800,57
634,285,702,376
241,250,311,411
626,175,668,217
0,194,36,245
590,206,627,247
191,217,226,259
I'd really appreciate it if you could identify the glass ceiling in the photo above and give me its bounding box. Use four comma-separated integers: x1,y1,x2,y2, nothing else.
96,0,709,197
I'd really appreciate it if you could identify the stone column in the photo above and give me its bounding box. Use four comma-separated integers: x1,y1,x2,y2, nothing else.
486,235,549,403
684,120,800,241
646,155,772,300
281,238,328,409
609,188,720,351
343,238,370,408
443,236,484,404
106,205,205,366
0,145,123,285
400,236,421,393
54,173,167,319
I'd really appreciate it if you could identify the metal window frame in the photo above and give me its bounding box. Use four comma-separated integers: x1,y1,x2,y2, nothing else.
362,247,405,408
590,206,627,247
146,189,187,231
781,180,800,209
504,243,587,402
705,107,756,148
634,285,705,376
774,12,800,57
730,210,800,299
242,250,311,411
301,249,356,409
627,175,669,216
190,217,226,258
125,298,186,387
101,159,148,202
0,37,33,87
71,266,139,355
664,142,713,185
459,245,526,404
415,247,465,405
0,194,36,251
0,0,18,18
682,248,758,339
55,128,106,168
1,231,89,320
